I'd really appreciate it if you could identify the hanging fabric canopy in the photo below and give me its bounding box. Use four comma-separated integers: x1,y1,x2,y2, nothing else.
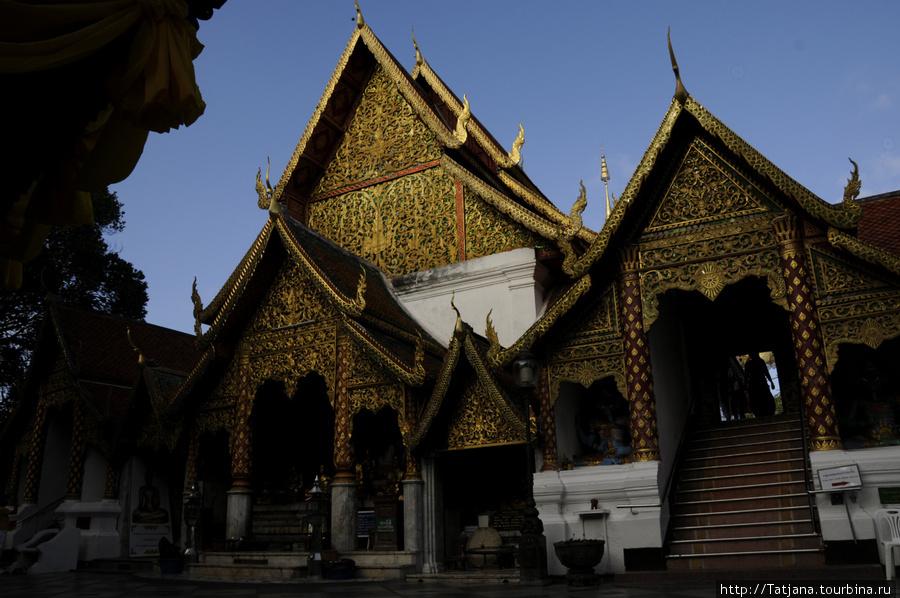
0,0,223,290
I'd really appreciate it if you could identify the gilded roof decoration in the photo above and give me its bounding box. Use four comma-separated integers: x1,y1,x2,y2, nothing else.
407,323,525,451
668,28,688,105
340,317,425,386
827,227,900,277
442,154,558,241
311,65,443,195
454,94,471,145
487,274,592,368
844,158,861,205
496,171,596,242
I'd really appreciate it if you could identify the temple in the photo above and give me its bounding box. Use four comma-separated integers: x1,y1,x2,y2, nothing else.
2,7,899,580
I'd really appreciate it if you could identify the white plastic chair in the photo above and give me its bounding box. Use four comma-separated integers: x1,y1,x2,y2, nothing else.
875,509,900,580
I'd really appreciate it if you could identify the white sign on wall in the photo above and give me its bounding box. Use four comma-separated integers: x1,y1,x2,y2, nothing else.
817,464,862,491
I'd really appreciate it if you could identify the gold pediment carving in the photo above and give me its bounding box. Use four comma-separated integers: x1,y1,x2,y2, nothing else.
309,168,458,276
312,65,442,196
808,246,893,302
647,140,772,233
249,261,338,333
446,378,523,450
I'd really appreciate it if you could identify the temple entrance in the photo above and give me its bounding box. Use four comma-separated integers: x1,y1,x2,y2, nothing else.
651,276,799,425
197,429,230,550
250,374,334,502
832,337,900,449
437,444,527,567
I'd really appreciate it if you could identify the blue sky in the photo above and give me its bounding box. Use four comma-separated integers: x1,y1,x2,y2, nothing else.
109,1,900,333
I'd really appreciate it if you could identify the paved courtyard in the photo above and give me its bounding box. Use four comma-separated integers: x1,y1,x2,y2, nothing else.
0,571,719,598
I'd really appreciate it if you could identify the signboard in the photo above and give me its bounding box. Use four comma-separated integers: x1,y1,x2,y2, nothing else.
878,487,900,505
491,510,524,532
358,511,375,538
376,517,395,533
818,464,862,491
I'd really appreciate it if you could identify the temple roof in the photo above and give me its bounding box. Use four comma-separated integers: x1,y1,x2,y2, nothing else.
267,18,594,250
407,317,525,452
858,192,900,257
49,301,198,386
184,206,446,405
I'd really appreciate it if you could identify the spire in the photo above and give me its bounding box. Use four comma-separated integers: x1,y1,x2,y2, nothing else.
601,148,613,220
354,0,365,29
668,27,688,104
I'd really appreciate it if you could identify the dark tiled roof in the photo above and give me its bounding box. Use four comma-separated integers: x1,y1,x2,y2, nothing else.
857,192,900,257
53,302,200,385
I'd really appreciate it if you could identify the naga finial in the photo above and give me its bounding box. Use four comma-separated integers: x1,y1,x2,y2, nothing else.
485,309,499,346
454,94,470,144
354,0,365,29
412,28,423,66
843,158,861,205
668,27,688,105
450,291,464,333
509,123,525,165
191,277,203,339
126,327,146,366
256,156,275,210
569,181,587,231
355,265,367,312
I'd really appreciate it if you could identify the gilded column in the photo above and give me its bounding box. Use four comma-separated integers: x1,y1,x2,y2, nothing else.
22,394,48,505
226,342,253,541
330,341,358,552
5,451,22,506
104,461,118,500
538,365,559,472
333,342,354,483
772,214,841,451
403,387,424,570
619,246,660,462
184,427,200,492
230,343,253,491
64,400,87,500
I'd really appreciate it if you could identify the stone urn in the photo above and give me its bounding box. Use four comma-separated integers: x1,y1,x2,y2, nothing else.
553,539,605,586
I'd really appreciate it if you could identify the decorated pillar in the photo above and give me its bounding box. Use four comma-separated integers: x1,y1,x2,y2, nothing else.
537,365,558,471
64,400,87,500
5,451,22,506
619,246,660,462
103,461,118,500
772,214,841,451
226,342,253,540
330,341,358,552
184,427,200,492
22,394,48,505
403,389,424,570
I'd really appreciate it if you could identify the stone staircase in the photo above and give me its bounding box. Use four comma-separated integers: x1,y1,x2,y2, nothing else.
666,415,824,570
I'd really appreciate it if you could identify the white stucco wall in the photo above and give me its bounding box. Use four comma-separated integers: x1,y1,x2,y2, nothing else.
392,248,548,347
809,445,900,552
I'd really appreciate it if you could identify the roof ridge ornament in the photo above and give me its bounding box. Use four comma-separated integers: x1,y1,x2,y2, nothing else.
454,94,471,144
843,158,861,205
412,28,423,66
191,277,203,339
256,156,276,211
354,0,365,29
126,327,146,367
451,291,464,333
354,265,367,314
508,123,524,166
668,27,688,105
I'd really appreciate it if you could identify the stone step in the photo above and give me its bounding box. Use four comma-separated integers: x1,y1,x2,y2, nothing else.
677,470,806,492
672,519,815,541
693,419,801,440
691,427,802,448
676,480,808,501
666,548,824,571
672,505,810,527
684,447,803,468
669,533,822,555
673,492,810,516
680,459,804,479
687,439,803,460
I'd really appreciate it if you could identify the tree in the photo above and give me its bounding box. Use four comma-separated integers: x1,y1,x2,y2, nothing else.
0,187,148,423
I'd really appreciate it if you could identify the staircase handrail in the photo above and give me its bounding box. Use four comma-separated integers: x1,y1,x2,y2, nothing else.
11,495,66,528
797,409,820,533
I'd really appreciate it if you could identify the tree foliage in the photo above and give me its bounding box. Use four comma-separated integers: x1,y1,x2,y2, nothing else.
0,187,148,423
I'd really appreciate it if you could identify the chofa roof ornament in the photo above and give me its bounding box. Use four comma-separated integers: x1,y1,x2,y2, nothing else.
355,0,365,29
668,27,688,105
